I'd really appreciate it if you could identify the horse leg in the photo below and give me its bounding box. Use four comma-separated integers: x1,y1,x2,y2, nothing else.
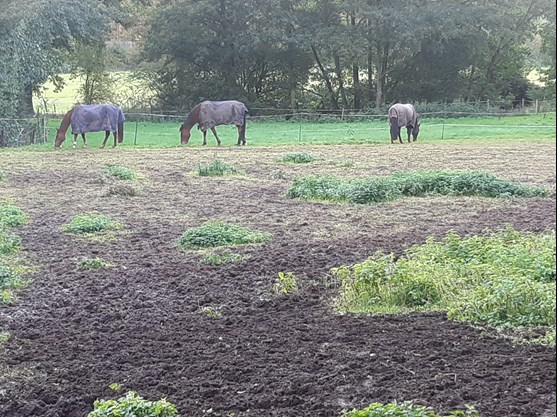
210,127,221,146
73,134,78,149
101,131,110,148
237,125,246,145
82,134,87,148
202,130,208,146
112,131,117,147
398,128,403,144
406,127,412,143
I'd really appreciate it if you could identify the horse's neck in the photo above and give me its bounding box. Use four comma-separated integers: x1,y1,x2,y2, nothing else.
184,105,200,128
59,109,73,133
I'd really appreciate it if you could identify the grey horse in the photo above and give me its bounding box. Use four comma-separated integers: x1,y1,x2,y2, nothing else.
388,103,420,143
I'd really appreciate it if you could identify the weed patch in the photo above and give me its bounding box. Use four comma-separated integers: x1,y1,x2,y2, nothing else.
88,391,178,417
179,221,271,249
0,204,29,229
287,171,549,204
274,271,299,295
0,261,28,304
343,401,479,417
198,306,223,318
62,213,124,239
332,228,556,344
0,331,10,344
104,183,141,197
276,152,317,164
102,165,136,180
198,249,247,266
0,230,21,255
197,159,240,176
78,258,114,270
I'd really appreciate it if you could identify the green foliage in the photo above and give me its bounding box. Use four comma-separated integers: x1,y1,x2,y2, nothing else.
0,331,10,344
343,401,479,417
274,272,299,295
332,228,556,341
287,171,549,204
62,213,124,236
198,249,247,266
198,306,222,319
0,171,4,181
197,159,240,177
0,261,25,304
0,204,29,229
88,391,178,417
78,258,114,270
102,165,136,180
0,230,21,255
179,221,271,249
275,153,317,164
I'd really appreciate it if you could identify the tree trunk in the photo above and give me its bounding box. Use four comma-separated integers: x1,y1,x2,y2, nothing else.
18,84,35,117
311,45,339,109
334,54,349,109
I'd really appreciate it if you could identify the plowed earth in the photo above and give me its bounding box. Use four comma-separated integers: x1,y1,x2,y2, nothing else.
0,141,555,417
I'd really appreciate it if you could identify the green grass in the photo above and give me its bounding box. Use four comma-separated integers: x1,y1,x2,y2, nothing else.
0,331,10,344
275,152,318,163
0,260,30,304
332,228,556,344
0,204,29,229
179,221,271,249
197,159,241,176
0,230,22,255
102,165,136,180
287,171,549,204
198,249,247,266
78,258,114,270
62,213,124,237
23,112,555,151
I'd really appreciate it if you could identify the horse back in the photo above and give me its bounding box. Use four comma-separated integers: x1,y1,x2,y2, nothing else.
388,103,417,128
70,103,124,134
198,100,248,130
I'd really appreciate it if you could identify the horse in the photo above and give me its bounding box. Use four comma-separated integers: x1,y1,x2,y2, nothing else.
54,103,125,149
179,100,249,146
388,103,420,143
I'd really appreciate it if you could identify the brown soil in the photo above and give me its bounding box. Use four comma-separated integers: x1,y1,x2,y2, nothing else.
0,141,555,417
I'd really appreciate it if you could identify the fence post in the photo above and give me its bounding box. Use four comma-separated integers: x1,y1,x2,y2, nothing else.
441,112,445,140
298,112,302,142
134,121,138,146
535,99,539,114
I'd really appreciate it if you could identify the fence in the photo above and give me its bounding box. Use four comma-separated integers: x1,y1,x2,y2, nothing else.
0,115,49,148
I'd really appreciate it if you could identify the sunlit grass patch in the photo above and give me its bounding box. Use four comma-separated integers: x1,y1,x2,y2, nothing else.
196,159,241,176
0,230,21,255
198,249,248,266
179,221,271,249
273,271,299,295
0,332,10,344
102,164,136,181
62,213,124,240
332,227,556,345
287,171,549,204
0,260,31,304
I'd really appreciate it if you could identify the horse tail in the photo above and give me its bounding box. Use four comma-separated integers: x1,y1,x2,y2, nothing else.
241,106,248,141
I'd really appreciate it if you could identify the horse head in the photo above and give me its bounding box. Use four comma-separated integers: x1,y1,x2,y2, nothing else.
412,122,420,141
389,117,399,142
179,123,192,144
54,128,66,149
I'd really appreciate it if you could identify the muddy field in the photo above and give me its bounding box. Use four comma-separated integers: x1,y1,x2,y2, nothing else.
0,141,556,417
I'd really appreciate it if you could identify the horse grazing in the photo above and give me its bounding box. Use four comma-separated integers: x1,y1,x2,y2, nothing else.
388,103,420,143
179,100,249,146
54,104,125,149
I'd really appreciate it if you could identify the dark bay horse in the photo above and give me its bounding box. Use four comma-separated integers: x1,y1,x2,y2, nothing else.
388,103,420,143
54,104,125,149
179,100,249,146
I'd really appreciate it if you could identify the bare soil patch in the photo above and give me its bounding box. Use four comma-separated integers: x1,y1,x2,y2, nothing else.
0,141,555,417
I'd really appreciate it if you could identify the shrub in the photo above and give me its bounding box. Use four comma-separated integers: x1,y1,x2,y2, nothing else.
275,152,317,163
0,204,28,229
79,258,114,270
88,391,178,417
343,401,479,417
197,159,240,176
287,171,549,204
102,165,136,181
274,271,299,295
62,213,124,236
179,221,271,249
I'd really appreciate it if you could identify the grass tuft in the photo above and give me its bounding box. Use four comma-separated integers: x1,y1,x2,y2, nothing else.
78,258,114,270
275,152,317,164
197,159,240,176
198,249,247,266
102,165,136,181
0,204,29,229
179,221,271,249
62,213,124,236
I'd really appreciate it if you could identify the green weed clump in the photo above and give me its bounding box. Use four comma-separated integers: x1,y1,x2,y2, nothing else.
333,228,555,343
88,391,178,417
197,159,240,176
198,249,247,266
62,213,124,236
79,258,114,270
179,221,271,249
0,331,10,344
0,262,26,304
274,271,299,295
275,152,317,164
102,165,136,180
0,230,21,255
287,171,549,204
0,204,29,229
344,401,479,417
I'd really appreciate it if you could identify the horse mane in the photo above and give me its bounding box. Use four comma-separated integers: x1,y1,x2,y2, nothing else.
182,104,201,129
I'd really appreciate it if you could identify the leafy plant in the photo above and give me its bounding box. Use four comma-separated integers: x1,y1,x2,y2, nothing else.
179,221,271,249
199,306,222,318
197,159,240,176
0,261,26,304
198,249,247,266
0,204,29,229
62,213,124,236
332,228,556,343
274,271,299,295
79,258,114,270
0,230,21,255
0,331,10,344
102,165,136,181
275,152,317,164
343,401,479,417
88,391,178,417
287,171,549,204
